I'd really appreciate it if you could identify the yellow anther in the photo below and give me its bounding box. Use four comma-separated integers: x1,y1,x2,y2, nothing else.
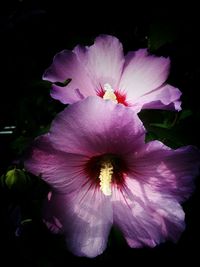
99,161,113,196
103,91,118,102
103,83,118,103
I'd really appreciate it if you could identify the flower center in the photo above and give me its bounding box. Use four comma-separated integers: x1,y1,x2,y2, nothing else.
99,160,113,196
85,153,128,195
102,83,118,103
97,83,129,106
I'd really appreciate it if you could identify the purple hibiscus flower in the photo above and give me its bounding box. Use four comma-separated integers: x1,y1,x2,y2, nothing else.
43,35,181,112
24,97,199,257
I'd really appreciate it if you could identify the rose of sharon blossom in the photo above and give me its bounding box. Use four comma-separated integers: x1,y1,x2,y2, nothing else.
24,97,199,257
43,35,181,112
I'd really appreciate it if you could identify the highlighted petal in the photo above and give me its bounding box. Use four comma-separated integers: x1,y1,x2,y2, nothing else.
112,179,185,247
74,35,125,91
128,141,200,202
43,184,113,257
120,49,170,100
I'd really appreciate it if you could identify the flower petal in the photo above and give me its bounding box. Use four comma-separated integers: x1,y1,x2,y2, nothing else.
112,179,185,248
43,50,95,104
49,96,145,156
43,185,113,257
24,135,89,193
119,49,170,100
134,84,182,111
128,141,200,202
74,35,125,91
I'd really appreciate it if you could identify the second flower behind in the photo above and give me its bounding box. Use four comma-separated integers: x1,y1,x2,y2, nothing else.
43,35,181,112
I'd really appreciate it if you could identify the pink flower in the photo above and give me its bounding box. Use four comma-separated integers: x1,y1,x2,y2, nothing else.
24,97,199,257
43,35,182,112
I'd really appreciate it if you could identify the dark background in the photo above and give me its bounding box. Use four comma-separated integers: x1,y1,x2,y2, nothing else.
0,1,200,266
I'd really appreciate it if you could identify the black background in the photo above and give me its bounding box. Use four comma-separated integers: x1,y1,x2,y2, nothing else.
0,1,200,266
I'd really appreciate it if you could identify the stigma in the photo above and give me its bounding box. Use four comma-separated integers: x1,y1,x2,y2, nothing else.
99,161,113,196
103,83,118,103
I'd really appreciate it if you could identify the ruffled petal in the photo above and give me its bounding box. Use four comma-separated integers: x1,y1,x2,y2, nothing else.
43,184,113,258
74,35,125,91
134,84,182,112
119,49,170,100
24,135,89,193
43,50,95,104
49,96,145,156
112,179,185,248
127,141,200,202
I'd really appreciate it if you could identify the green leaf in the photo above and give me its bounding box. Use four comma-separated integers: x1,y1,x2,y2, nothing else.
54,79,71,87
145,131,158,142
31,80,52,89
150,122,171,129
179,109,193,121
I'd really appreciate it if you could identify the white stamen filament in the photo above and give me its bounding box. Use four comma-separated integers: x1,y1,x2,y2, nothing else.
99,161,113,196
104,83,114,92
